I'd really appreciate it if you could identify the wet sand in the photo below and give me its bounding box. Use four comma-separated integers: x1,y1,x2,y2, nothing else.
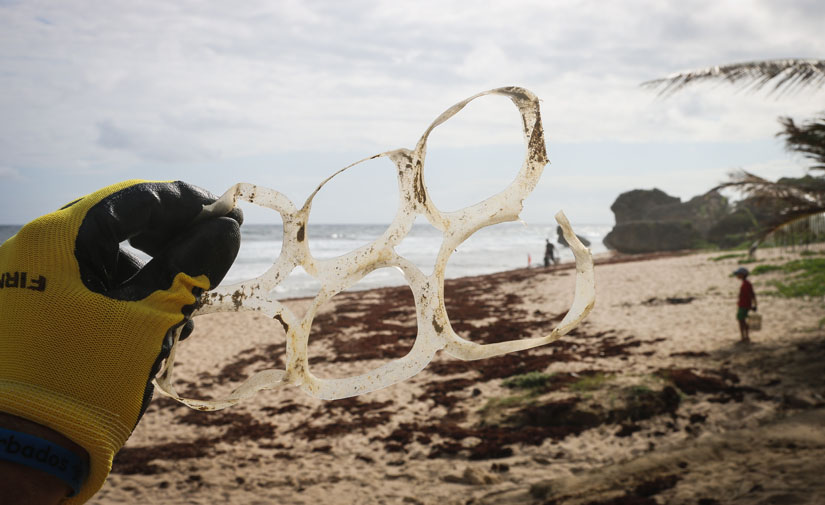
90,246,825,505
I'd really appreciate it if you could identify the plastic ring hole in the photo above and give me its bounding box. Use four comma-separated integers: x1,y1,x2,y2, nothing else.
306,156,399,260
221,200,285,287
164,311,289,404
423,95,526,213
306,267,417,379
442,223,570,346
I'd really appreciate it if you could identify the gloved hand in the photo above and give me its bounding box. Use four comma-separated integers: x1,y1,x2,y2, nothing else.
0,180,242,503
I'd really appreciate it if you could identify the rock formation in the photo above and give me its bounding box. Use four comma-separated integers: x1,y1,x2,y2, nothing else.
604,189,731,254
556,225,591,248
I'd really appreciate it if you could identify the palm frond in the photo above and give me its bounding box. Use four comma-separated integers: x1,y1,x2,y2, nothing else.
777,113,825,170
643,59,825,97
764,210,825,242
710,170,825,243
748,210,825,253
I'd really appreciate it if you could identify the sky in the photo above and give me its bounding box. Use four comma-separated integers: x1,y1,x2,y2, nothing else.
2,0,825,226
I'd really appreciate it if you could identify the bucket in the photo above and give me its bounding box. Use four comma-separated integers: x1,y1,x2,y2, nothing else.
746,312,762,331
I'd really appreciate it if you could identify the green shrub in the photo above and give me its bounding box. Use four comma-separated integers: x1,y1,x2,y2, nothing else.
626,385,654,396
482,395,529,410
783,258,825,274
570,373,611,392
502,371,552,390
764,258,825,298
752,264,782,275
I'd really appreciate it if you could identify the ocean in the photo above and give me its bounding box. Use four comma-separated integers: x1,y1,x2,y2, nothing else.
0,222,610,299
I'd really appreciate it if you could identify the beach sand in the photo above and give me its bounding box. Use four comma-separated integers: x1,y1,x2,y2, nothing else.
89,246,825,505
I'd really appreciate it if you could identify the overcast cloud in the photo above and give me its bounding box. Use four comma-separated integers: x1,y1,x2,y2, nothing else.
2,0,824,224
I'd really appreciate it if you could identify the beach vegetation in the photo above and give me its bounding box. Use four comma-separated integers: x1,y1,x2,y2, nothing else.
770,258,825,297
569,372,612,392
752,257,825,297
751,264,783,275
482,395,532,410
502,371,553,390
626,385,654,397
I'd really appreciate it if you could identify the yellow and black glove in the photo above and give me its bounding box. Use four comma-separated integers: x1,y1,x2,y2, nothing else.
0,180,241,503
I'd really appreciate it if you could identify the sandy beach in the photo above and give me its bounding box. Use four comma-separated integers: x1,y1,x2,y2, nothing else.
89,246,825,505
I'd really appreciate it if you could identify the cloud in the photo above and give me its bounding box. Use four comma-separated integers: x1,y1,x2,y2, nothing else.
1,1,821,157
96,121,131,151
2,0,825,222
0,166,23,180
96,120,216,163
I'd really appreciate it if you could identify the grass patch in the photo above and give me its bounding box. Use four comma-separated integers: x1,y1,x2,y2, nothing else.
569,372,612,392
626,385,654,396
482,395,531,410
752,264,783,275
783,258,825,272
752,258,825,298
502,371,552,390
709,253,745,262
737,258,758,264
775,258,825,298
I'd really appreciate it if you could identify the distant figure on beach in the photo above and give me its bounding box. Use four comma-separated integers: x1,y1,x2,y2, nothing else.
733,267,757,343
0,181,241,504
544,239,557,267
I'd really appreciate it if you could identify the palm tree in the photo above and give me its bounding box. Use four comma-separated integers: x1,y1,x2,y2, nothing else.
643,58,825,248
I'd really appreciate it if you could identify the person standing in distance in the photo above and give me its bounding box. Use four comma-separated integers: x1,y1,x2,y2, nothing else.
543,239,557,267
733,267,757,343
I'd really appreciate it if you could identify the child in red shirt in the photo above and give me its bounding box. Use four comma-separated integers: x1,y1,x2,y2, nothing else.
733,267,757,343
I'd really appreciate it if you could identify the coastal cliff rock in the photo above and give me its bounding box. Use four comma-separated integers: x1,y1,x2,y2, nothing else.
604,221,701,253
610,188,681,224
604,188,730,253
